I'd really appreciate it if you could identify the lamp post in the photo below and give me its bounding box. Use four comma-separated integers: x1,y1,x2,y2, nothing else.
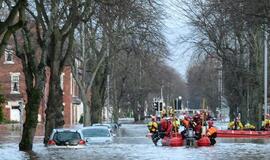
264,24,268,119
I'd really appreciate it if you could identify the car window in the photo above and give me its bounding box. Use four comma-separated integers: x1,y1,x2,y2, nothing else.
53,131,81,142
93,124,111,128
82,128,110,137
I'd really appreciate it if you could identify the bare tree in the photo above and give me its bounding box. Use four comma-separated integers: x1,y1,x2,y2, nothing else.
177,0,270,129
0,0,27,54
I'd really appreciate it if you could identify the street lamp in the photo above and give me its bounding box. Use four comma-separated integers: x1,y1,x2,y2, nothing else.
178,96,182,110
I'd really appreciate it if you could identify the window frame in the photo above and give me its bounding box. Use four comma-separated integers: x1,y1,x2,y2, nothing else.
4,48,14,64
10,73,20,94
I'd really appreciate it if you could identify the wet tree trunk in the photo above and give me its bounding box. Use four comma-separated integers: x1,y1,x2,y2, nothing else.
17,25,46,151
19,88,42,151
44,32,65,144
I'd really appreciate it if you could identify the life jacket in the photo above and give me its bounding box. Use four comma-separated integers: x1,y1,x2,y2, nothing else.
207,127,217,137
160,118,169,132
172,119,180,132
147,121,158,133
263,119,270,128
182,119,189,128
228,121,243,130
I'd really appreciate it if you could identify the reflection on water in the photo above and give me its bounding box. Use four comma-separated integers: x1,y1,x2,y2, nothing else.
217,138,270,144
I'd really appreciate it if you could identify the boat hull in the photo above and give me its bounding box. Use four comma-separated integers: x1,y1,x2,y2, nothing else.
217,130,270,138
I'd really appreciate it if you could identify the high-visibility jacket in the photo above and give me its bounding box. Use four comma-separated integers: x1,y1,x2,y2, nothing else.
147,121,158,133
207,127,217,137
172,119,180,132
244,123,255,130
228,121,244,130
262,119,270,128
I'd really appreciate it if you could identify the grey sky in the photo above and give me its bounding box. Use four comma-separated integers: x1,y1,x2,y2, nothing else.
162,0,193,80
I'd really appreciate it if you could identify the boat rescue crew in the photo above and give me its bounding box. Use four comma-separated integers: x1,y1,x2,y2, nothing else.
146,107,217,147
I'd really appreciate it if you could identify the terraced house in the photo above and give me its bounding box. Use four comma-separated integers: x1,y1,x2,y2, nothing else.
0,46,83,126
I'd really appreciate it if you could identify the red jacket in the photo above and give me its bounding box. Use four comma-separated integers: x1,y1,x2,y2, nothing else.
160,118,168,132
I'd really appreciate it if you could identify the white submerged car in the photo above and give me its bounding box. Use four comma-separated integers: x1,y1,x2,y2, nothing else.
80,126,114,144
47,129,86,149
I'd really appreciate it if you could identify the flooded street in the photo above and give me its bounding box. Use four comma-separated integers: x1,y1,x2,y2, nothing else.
1,123,270,160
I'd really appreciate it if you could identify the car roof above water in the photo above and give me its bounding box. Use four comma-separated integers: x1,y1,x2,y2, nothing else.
53,128,79,132
81,126,110,130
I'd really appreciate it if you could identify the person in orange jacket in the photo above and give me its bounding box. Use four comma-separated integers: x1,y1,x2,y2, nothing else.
181,116,191,139
206,121,217,145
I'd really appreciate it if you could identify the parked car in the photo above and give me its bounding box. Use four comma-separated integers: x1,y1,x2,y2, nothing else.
80,126,114,144
47,129,86,148
92,123,115,133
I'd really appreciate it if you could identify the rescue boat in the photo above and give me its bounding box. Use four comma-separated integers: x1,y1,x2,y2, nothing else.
160,133,211,147
217,130,270,138
161,133,184,147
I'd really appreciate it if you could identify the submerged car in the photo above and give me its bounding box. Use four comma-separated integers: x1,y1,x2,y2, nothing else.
80,126,114,144
92,123,115,134
47,129,86,148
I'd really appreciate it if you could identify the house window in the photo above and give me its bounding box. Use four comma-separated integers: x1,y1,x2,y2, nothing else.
4,48,14,64
11,73,20,94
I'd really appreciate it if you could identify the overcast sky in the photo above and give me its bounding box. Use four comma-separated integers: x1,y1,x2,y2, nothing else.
161,0,193,80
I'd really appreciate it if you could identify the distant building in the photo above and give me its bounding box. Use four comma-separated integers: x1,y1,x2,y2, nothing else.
0,47,83,125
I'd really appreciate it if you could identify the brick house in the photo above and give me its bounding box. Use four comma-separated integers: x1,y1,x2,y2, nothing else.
0,46,83,125
0,47,27,122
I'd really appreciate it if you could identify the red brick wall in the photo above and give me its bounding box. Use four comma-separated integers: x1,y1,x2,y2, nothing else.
63,66,72,125
0,51,75,125
0,53,27,101
3,107,10,120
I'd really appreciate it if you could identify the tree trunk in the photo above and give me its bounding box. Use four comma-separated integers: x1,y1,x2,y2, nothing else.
132,98,139,122
81,91,91,126
17,25,46,151
248,27,263,130
44,72,64,144
90,67,107,124
19,88,42,151
44,32,65,144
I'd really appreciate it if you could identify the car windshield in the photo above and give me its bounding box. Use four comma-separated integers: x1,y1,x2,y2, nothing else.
93,124,112,129
53,131,81,142
82,128,110,137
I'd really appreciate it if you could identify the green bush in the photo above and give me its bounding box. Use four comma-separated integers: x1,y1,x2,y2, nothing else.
0,95,5,123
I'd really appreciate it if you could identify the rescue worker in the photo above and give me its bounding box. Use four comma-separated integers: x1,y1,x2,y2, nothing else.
228,118,244,130
244,123,255,131
181,116,190,139
147,116,159,146
206,121,217,145
169,107,175,117
159,110,169,139
172,116,180,133
193,114,203,140
262,114,270,131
